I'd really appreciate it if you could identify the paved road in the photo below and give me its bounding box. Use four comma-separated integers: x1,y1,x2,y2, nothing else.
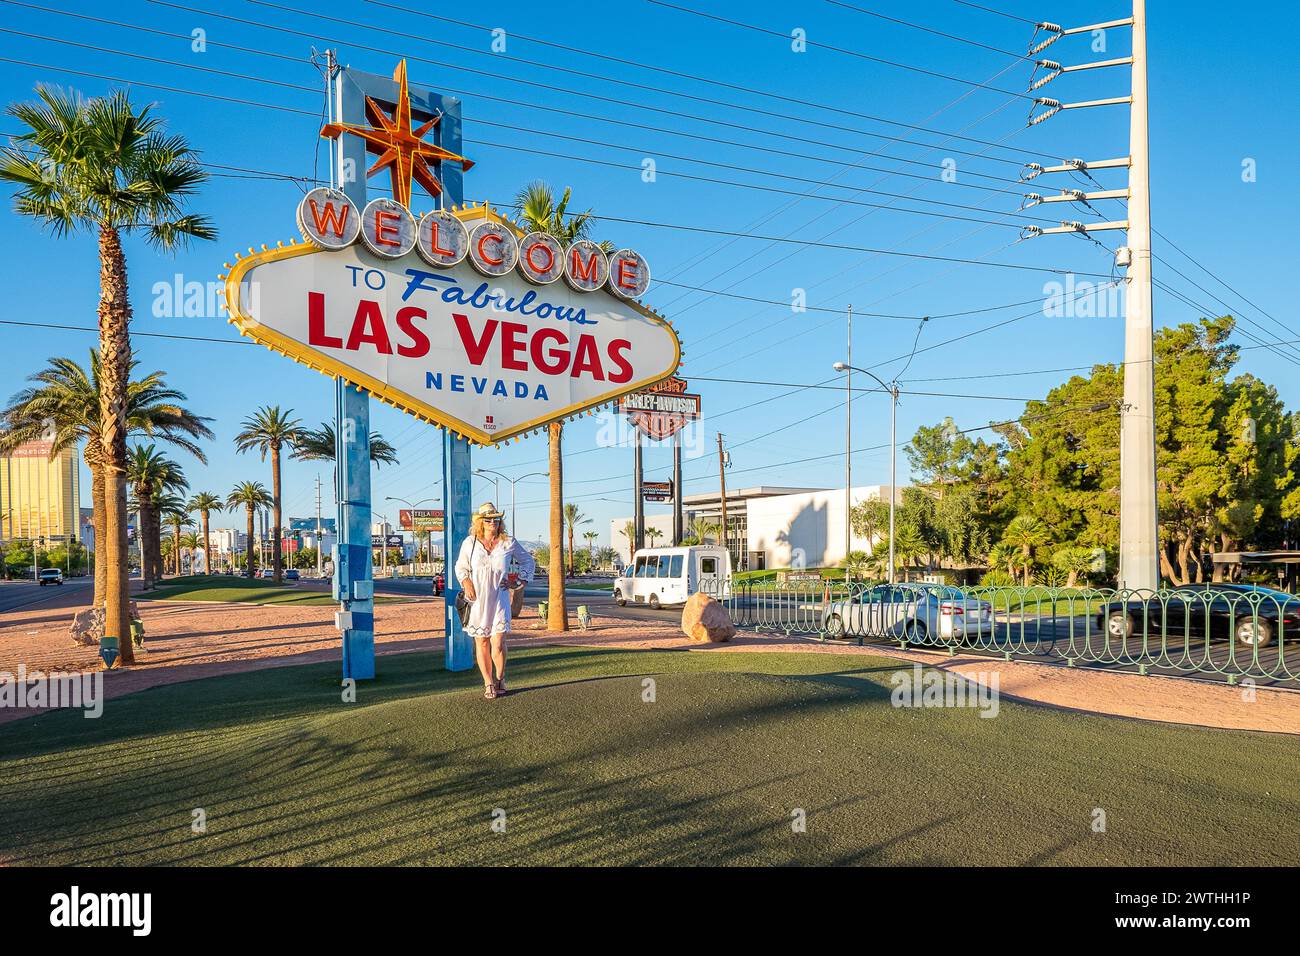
370,576,682,625
0,578,95,616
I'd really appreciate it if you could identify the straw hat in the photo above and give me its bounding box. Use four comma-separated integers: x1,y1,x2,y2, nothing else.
475,502,505,520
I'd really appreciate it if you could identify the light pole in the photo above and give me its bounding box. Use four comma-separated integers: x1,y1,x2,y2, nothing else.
475,468,547,533
833,362,899,584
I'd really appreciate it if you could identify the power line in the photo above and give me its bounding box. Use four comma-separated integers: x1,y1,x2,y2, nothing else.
352,0,1050,158
644,0,1040,100
0,31,1069,231
949,0,1040,26
824,0,1034,59
147,0,1054,169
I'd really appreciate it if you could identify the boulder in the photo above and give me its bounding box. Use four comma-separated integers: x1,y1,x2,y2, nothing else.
681,592,736,644
70,602,142,646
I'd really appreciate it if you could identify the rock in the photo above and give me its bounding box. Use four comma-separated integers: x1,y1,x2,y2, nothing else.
70,603,141,646
681,592,736,644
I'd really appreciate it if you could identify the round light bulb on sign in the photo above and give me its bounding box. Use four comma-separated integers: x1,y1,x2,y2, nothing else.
563,239,609,293
607,249,650,299
417,209,469,267
467,221,519,277
517,232,565,285
360,198,417,259
297,187,360,250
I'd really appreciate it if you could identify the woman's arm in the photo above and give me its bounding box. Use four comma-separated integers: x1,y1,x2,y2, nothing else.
454,537,476,599
509,537,536,583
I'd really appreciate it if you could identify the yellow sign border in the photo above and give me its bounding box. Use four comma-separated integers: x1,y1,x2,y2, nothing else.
221,204,681,446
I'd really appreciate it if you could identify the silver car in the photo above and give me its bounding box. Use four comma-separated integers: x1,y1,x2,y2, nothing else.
822,583,994,642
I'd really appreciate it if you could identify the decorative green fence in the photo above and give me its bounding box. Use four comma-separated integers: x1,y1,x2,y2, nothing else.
709,580,1300,686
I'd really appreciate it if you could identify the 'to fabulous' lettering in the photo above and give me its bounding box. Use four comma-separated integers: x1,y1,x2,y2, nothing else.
296,188,650,299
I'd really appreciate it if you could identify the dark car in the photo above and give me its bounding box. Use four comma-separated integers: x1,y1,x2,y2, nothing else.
1097,583,1300,648
432,573,445,596
284,569,300,581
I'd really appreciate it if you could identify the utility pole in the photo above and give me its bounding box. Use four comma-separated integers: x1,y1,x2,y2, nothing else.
1020,1,1156,590
1118,0,1158,590
633,431,644,553
717,432,729,567
844,304,853,564
672,429,683,545
315,474,323,578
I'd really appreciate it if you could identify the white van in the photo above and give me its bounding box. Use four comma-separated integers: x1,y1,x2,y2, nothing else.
614,546,732,609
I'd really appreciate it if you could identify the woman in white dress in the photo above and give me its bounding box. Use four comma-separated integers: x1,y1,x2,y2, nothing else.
455,502,535,699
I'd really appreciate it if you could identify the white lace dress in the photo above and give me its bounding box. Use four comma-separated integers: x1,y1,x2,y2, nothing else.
454,534,536,637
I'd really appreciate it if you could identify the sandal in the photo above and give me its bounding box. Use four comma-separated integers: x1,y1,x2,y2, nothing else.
495,679,507,697
483,683,497,700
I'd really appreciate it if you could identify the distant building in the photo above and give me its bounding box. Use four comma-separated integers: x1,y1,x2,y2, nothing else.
0,437,81,544
613,484,902,571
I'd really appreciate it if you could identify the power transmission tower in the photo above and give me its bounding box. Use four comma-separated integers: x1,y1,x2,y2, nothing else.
1020,0,1157,589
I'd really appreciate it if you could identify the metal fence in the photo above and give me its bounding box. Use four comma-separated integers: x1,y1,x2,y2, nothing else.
708,579,1300,686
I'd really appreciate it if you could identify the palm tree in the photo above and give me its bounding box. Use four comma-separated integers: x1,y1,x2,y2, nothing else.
227,482,273,578
583,530,598,563
187,492,224,574
180,531,201,574
563,503,592,574
126,445,186,589
234,406,301,584
290,422,399,466
987,542,1019,580
645,527,664,546
685,517,720,546
1002,515,1050,586
514,182,615,632
0,352,211,609
1,85,215,654
155,493,191,578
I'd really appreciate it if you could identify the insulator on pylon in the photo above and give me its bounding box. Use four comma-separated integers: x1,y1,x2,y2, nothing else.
1021,162,1044,181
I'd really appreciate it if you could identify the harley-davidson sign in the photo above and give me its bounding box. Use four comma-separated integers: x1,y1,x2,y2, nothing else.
223,202,679,445
619,376,701,440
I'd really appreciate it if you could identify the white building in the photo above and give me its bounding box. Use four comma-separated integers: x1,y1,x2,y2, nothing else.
612,484,901,571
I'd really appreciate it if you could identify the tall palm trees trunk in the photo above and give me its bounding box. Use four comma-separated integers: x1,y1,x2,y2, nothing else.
136,497,154,589
86,449,107,605
201,512,211,574
173,523,182,575
245,507,256,577
547,422,567,631
97,226,134,664
271,446,283,584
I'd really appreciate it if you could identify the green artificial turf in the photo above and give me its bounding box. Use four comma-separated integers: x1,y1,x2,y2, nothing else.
1,647,1296,866
147,576,406,606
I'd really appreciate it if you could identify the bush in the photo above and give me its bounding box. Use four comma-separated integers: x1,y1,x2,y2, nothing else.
981,569,1017,588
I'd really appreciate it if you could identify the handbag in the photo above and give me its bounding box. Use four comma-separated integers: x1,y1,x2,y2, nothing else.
456,589,472,628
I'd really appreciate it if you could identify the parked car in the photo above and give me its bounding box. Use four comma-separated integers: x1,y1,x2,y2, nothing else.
38,568,64,586
284,569,300,581
1096,583,1300,647
822,583,994,642
258,568,274,579
615,546,731,609
432,573,445,596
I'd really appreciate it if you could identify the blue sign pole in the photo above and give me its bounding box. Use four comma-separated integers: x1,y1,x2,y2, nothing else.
334,65,374,680
436,96,474,672
329,63,472,675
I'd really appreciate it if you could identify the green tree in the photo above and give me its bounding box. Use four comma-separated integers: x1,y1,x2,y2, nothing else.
563,503,592,573
227,481,273,579
1001,515,1049,586
187,491,224,574
126,444,186,589
234,406,302,584
0,352,211,603
290,422,399,466
1,85,215,658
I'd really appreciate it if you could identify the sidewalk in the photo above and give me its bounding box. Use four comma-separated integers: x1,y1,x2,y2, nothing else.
2,595,1297,733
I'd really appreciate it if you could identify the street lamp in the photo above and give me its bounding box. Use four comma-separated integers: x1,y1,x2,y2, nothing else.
833,361,899,585
475,468,547,533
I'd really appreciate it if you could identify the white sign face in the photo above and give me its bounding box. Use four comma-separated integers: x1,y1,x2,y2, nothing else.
224,214,680,446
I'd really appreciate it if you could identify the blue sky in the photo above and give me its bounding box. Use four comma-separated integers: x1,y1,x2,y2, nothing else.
2,0,1297,543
